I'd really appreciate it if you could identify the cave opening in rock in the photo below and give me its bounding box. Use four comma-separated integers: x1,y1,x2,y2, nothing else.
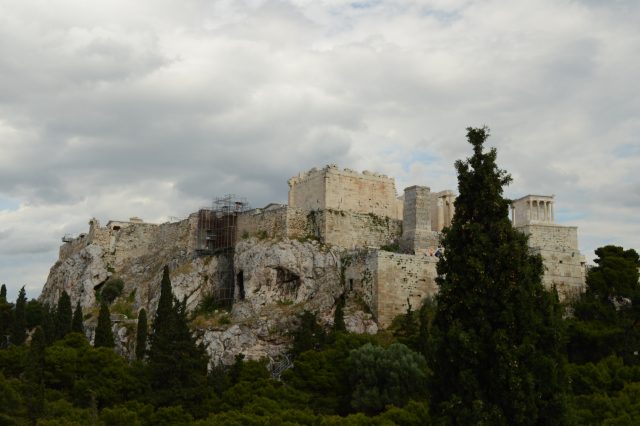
236,270,245,300
275,267,301,298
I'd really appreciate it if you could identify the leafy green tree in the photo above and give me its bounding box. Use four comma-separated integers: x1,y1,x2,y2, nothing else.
55,291,73,340
100,277,125,304
135,308,147,361
429,127,568,424
11,286,27,345
568,245,640,364
72,301,84,334
348,343,429,414
94,302,114,348
148,267,208,413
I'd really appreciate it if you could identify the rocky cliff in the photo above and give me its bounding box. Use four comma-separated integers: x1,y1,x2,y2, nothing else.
39,218,377,365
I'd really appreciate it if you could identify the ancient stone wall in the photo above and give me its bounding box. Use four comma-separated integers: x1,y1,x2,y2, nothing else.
288,165,401,219
236,207,289,240
309,210,402,249
375,252,438,328
344,249,438,328
518,224,586,300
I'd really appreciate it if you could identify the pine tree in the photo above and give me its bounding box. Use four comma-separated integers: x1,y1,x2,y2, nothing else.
94,302,114,348
148,267,208,412
135,308,147,360
0,284,6,302
72,301,84,334
11,286,27,345
55,291,72,340
429,127,567,424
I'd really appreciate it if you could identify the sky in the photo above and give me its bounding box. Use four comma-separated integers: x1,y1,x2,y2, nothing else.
1,0,639,301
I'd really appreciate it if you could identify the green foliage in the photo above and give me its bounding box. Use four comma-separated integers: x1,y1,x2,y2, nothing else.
348,343,429,414
135,308,147,361
429,127,568,424
71,301,84,334
333,295,346,332
94,303,114,348
568,245,640,364
99,277,125,305
11,286,27,345
379,243,401,253
25,326,46,421
55,291,73,340
284,332,376,415
0,287,12,345
147,267,208,414
291,311,326,356
26,299,44,329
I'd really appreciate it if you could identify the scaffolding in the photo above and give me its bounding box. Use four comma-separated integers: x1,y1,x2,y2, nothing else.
195,195,250,308
195,194,250,255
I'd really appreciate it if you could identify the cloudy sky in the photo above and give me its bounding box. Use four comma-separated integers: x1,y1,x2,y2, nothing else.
1,0,639,300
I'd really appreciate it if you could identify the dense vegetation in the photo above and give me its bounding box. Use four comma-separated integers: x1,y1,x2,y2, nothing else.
1,128,638,424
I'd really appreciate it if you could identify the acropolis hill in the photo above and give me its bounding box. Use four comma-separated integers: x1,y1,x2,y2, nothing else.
40,165,587,364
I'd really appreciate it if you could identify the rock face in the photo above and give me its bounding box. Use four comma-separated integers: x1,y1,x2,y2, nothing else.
40,216,375,364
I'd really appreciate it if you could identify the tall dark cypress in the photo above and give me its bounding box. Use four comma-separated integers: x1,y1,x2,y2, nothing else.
11,286,27,345
135,308,147,360
0,284,6,302
429,127,567,424
72,301,84,334
55,291,72,339
94,302,114,348
148,267,208,412
25,326,46,422
41,304,56,345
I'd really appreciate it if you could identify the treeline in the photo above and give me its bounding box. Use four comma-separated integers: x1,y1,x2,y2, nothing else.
1,127,639,425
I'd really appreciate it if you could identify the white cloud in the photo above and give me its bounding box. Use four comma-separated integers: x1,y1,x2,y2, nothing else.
0,0,639,300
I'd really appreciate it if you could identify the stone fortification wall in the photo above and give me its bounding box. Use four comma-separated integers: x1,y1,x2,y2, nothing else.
236,207,311,241
344,249,438,328
375,252,438,328
520,224,578,251
237,207,289,240
518,224,586,300
288,165,402,219
309,210,402,249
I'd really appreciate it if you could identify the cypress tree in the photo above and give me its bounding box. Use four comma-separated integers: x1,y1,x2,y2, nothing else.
41,304,56,345
429,127,567,424
148,267,208,411
25,326,45,422
55,291,72,339
72,301,84,334
11,286,27,345
333,295,346,332
135,308,147,360
0,285,12,344
94,302,114,348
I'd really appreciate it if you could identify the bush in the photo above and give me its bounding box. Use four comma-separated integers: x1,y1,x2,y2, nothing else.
99,278,124,304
